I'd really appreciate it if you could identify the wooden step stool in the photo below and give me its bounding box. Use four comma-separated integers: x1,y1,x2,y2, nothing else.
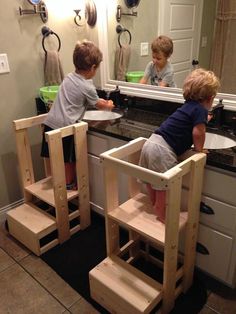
7,114,90,256
89,137,206,314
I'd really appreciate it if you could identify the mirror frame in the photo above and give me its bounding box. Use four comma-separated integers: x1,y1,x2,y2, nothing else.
97,2,236,111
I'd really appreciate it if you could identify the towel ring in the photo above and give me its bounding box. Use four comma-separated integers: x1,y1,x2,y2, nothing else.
41,26,61,53
116,25,132,48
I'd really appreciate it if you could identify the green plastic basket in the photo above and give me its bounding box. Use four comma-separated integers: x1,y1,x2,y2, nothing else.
126,71,144,83
39,85,59,104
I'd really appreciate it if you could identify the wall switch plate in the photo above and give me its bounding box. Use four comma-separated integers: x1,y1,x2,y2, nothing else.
0,53,10,74
140,42,149,56
201,36,207,48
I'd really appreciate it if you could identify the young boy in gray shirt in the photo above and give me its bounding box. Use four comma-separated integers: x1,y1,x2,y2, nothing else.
41,41,114,189
140,35,176,87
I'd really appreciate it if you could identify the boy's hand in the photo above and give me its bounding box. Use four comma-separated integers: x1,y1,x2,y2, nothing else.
96,98,114,111
106,100,114,111
207,113,213,122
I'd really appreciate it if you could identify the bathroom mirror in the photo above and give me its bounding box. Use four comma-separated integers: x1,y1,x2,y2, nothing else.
124,0,141,8
97,1,236,110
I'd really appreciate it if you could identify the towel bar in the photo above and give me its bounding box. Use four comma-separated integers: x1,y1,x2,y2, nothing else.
116,25,132,48
41,26,61,53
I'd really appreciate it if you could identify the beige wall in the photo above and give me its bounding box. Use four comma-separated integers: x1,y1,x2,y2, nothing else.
0,0,99,209
108,0,158,79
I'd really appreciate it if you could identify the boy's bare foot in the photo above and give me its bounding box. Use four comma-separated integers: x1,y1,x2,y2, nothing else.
156,216,165,224
66,182,77,190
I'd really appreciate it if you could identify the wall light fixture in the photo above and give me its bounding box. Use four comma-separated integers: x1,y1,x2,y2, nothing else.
74,9,82,26
74,0,97,27
19,0,48,23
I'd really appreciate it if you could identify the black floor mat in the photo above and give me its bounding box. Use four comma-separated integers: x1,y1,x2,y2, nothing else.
41,212,207,314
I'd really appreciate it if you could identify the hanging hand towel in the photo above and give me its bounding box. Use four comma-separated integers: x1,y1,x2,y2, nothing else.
115,45,131,81
44,50,64,86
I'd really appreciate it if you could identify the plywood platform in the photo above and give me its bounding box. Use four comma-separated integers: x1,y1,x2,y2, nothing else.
89,255,162,314
25,177,78,207
108,192,188,245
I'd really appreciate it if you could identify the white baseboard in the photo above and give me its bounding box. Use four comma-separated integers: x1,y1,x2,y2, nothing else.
0,199,24,222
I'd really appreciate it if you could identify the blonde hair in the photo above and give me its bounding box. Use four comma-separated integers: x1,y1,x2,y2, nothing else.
73,40,103,71
183,68,220,102
151,35,173,57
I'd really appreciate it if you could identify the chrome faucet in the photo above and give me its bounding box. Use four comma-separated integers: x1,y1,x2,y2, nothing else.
208,99,224,129
211,99,224,111
107,86,125,109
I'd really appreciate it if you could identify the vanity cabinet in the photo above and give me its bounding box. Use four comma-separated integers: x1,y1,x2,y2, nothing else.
87,131,236,287
199,168,236,287
182,167,236,287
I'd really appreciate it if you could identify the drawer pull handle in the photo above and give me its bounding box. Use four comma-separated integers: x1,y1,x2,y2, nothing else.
196,242,209,255
200,202,215,215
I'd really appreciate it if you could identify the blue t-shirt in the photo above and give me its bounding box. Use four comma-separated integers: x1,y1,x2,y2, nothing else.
155,100,208,156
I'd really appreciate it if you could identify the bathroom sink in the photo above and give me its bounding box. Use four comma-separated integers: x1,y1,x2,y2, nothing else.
204,132,236,149
83,110,122,121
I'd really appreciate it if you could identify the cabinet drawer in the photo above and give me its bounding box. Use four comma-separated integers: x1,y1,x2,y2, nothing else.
200,196,236,234
202,168,236,205
196,224,233,283
108,137,127,149
182,168,236,206
87,134,108,156
181,189,236,234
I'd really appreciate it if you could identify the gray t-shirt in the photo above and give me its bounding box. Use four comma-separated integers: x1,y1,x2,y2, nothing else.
44,72,98,129
144,61,176,87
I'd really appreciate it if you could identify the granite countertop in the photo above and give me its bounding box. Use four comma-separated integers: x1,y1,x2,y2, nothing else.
87,108,236,173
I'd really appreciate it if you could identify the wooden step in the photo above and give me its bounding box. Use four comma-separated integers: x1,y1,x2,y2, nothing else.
89,255,163,314
7,202,58,255
108,193,188,245
25,177,78,207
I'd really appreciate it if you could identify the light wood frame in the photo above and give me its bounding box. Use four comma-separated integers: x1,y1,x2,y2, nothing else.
90,137,206,314
7,114,90,255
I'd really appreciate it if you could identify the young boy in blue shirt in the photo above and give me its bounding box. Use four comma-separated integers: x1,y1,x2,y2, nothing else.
139,68,220,222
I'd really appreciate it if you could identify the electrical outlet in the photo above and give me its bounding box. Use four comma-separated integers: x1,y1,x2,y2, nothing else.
140,42,149,56
0,53,10,74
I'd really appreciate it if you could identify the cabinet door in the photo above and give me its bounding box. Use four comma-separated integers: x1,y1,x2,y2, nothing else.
196,224,233,283
88,154,129,214
88,154,105,214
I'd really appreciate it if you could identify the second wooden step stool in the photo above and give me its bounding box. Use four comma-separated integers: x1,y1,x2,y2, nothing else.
7,114,90,255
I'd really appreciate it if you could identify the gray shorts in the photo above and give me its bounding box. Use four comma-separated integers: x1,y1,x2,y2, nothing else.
139,134,178,173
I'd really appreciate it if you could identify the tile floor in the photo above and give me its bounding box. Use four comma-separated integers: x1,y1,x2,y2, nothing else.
0,215,236,314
